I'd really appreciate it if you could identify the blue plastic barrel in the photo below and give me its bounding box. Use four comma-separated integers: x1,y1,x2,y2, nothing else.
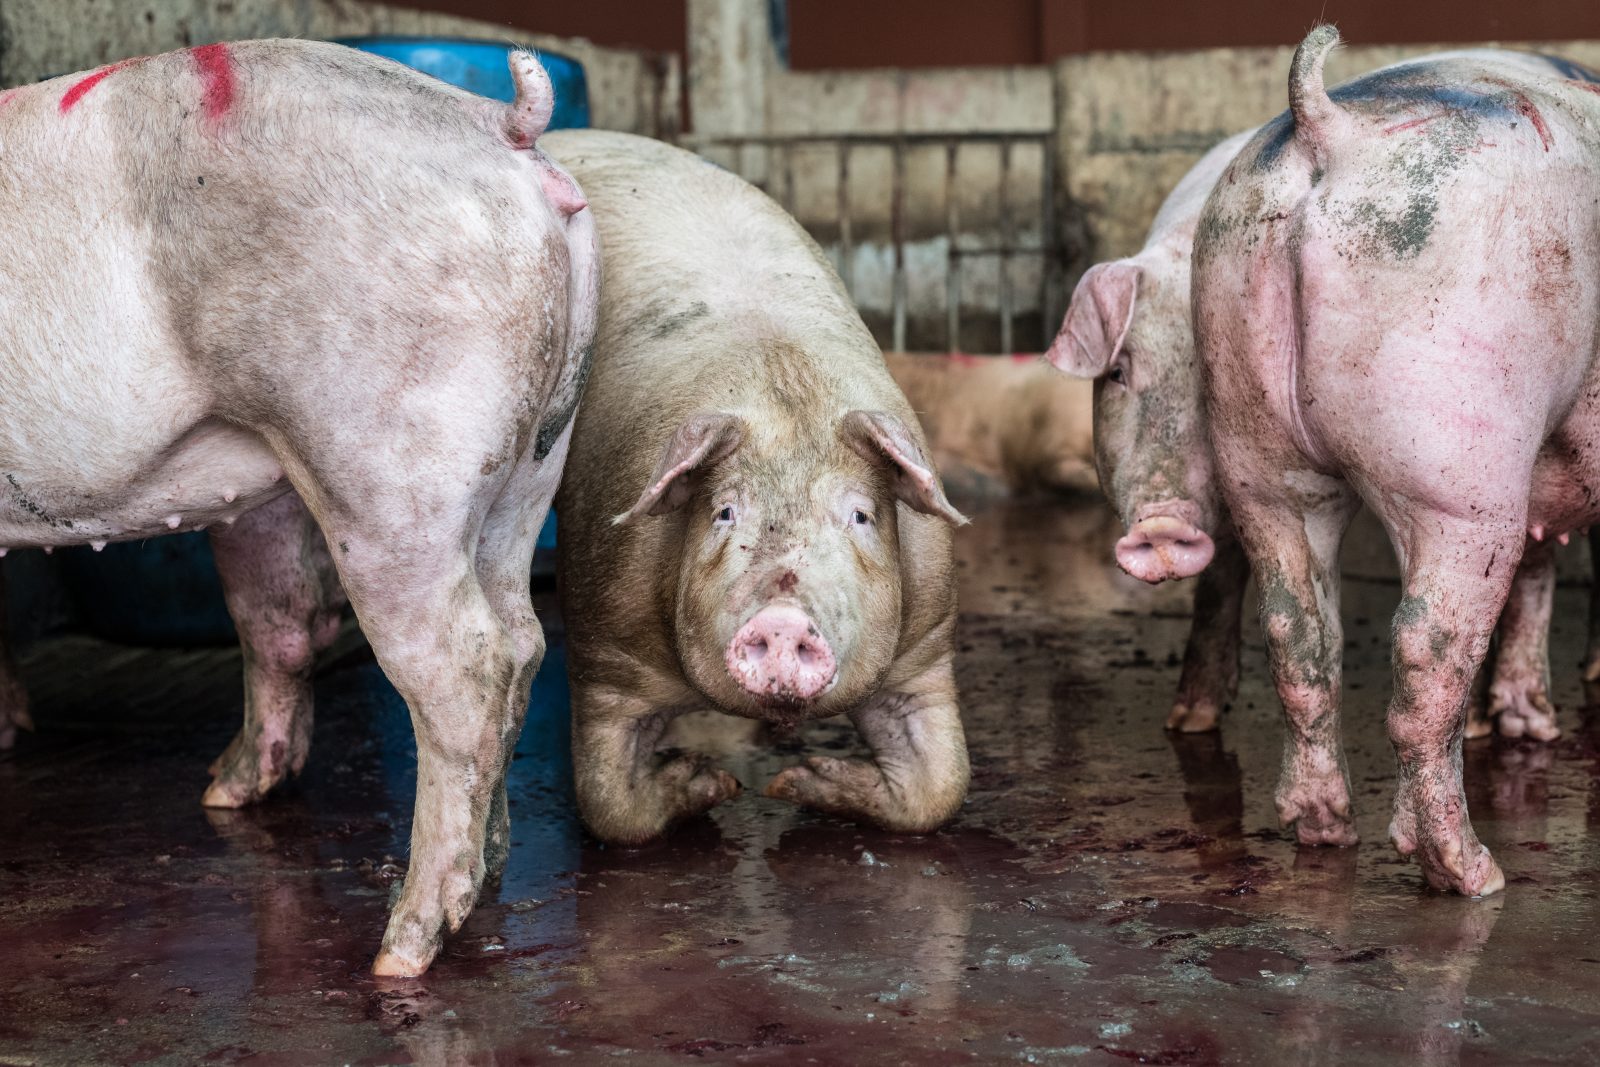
61,39,587,645
333,37,591,129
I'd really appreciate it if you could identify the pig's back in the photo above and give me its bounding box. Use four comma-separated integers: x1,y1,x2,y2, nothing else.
545,129,915,499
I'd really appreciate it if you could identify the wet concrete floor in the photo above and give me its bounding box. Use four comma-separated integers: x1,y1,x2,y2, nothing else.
2,497,1599,1065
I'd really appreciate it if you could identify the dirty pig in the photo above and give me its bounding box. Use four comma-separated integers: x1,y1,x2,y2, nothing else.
1194,27,1600,895
0,41,596,974
545,129,969,844
883,351,1097,499
1047,45,1600,741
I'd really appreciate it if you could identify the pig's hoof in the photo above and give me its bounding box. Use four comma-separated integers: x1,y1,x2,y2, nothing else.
1491,687,1560,742
1408,834,1505,898
372,947,432,978
1165,697,1222,733
1464,698,1494,740
661,755,742,813
202,731,303,808
1275,787,1357,847
765,756,951,831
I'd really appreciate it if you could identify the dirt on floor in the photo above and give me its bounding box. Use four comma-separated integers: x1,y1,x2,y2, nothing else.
1,497,1598,1066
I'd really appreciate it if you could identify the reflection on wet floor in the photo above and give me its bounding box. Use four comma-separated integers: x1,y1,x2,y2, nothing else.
2,498,1599,1064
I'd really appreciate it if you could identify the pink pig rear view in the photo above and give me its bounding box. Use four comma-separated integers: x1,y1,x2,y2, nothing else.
0,41,597,974
1193,26,1600,897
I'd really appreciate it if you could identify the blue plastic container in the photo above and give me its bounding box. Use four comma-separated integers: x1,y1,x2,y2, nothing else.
61,38,587,646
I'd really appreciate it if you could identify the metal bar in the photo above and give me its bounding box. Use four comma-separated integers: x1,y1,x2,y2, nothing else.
681,130,1052,147
1040,135,1058,342
998,138,1014,355
945,139,960,353
948,245,1051,258
891,138,907,354
837,142,854,299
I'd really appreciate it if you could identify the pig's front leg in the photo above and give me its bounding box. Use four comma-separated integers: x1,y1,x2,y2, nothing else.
1168,531,1248,732
1485,541,1560,741
1385,514,1513,898
0,568,34,750
203,492,345,809
572,685,743,845
1585,527,1600,689
765,660,968,832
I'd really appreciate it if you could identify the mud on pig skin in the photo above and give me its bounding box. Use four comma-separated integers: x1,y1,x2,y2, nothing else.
883,351,1097,499
0,41,598,974
1048,46,1600,742
545,130,970,846
1193,27,1600,896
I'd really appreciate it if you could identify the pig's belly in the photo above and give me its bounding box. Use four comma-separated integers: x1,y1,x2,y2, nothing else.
1528,381,1600,538
0,417,290,549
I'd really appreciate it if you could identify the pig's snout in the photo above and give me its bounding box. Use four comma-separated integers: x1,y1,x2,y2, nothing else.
726,605,838,704
1115,515,1215,583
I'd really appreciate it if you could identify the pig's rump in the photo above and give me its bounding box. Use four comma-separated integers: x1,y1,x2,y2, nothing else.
0,40,570,549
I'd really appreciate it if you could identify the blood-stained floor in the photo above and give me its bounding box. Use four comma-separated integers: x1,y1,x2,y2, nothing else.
2,498,1599,1065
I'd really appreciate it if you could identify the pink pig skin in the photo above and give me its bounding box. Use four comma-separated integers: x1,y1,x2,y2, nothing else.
1194,26,1600,897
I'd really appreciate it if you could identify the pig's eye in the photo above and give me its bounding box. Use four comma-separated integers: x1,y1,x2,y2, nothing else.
1106,364,1127,386
714,505,737,526
851,509,873,526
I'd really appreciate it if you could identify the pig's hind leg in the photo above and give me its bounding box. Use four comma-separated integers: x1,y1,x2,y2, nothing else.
204,492,345,808
765,659,969,833
1484,541,1560,741
1225,473,1362,847
1376,503,1516,897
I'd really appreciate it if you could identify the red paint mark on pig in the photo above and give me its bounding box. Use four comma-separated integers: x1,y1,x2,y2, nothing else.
190,43,236,122
59,60,141,113
1383,110,1452,136
1513,93,1553,151
1568,79,1600,96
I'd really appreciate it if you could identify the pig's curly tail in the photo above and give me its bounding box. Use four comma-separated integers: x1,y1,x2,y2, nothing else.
1290,24,1347,169
504,50,555,149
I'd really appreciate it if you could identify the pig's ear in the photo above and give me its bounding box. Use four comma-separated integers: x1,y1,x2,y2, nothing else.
841,410,968,526
1046,261,1140,378
614,413,745,524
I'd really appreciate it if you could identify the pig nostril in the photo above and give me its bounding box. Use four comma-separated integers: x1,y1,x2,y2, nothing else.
796,643,816,668
744,638,769,663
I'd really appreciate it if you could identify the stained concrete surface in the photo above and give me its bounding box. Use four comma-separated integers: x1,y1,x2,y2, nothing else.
2,498,1599,1065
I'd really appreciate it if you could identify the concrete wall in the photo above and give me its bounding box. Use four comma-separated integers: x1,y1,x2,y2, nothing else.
0,0,680,136
1057,40,1600,269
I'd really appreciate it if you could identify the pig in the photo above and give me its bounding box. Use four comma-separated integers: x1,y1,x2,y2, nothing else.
1191,26,1600,895
0,41,597,973
1049,48,1600,741
543,129,969,845
883,351,1097,498
1048,130,1256,733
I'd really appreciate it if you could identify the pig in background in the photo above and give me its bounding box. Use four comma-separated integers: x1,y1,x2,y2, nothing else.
883,351,1097,499
0,41,596,974
1048,46,1600,741
1193,26,1600,895
545,130,970,845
